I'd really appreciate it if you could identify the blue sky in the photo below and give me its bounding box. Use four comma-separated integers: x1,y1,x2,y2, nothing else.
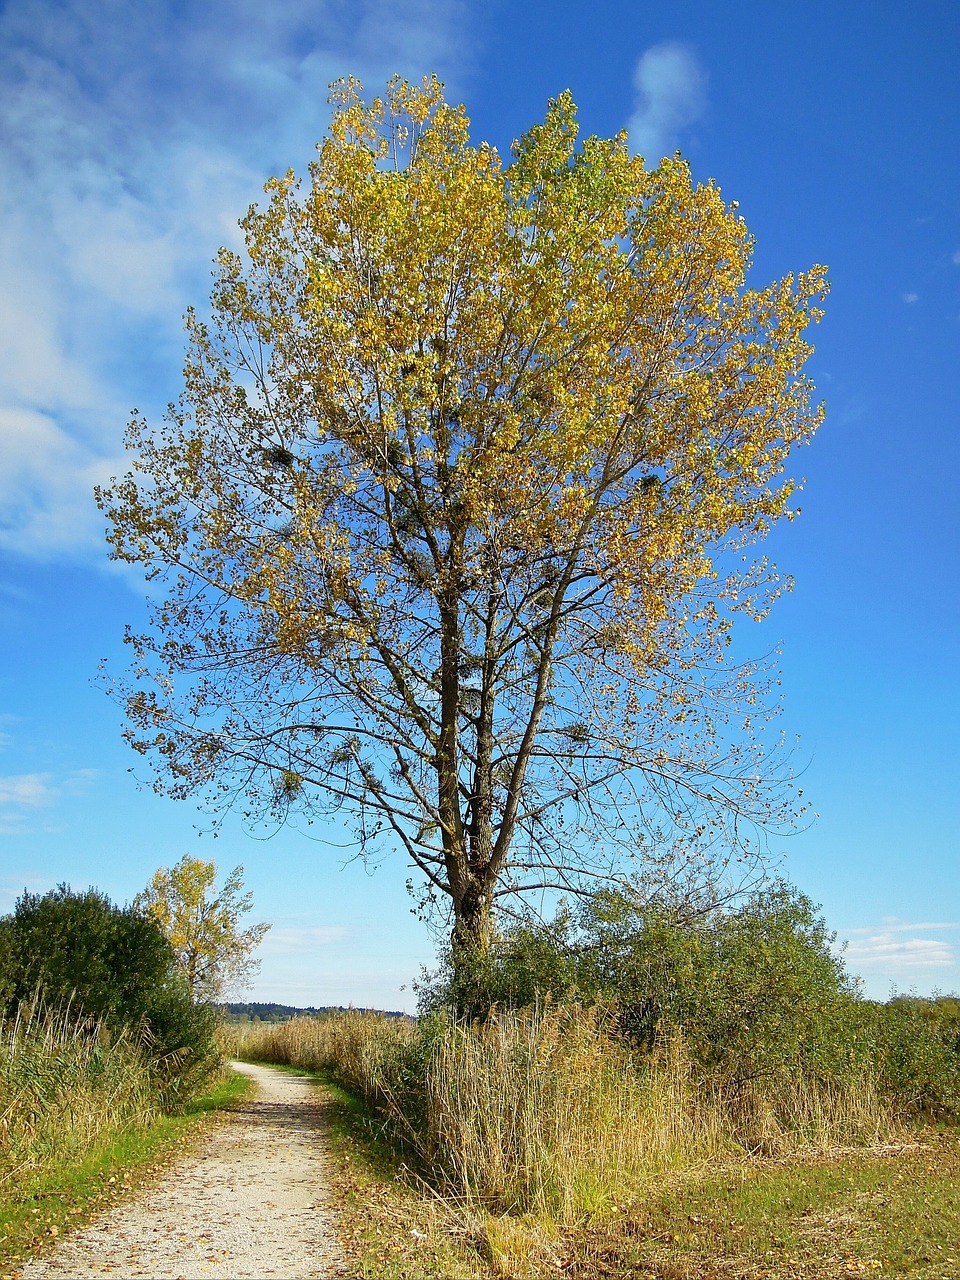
1,0,957,1009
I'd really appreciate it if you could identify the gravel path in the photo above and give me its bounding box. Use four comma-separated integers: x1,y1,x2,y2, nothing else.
24,1061,345,1279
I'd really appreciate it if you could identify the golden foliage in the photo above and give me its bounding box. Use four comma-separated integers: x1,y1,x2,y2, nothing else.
134,856,269,1001
100,76,827,943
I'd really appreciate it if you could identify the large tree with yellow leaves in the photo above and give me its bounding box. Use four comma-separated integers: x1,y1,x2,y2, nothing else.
100,77,827,954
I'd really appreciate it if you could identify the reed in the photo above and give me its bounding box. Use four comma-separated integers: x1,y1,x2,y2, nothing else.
418,1005,717,1220
234,1002,900,1226
0,1002,158,1186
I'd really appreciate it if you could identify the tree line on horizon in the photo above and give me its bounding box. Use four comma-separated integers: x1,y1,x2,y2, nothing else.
223,1001,411,1021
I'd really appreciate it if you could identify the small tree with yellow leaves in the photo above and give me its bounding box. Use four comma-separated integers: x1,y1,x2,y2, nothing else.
100,77,827,958
134,856,270,1002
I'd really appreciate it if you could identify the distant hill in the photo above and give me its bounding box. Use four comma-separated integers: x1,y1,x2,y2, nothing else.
221,1001,411,1022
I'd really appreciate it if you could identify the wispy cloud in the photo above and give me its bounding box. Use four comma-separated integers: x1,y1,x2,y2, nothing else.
0,0,469,561
837,920,959,973
260,925,350,955
843,934,954,969
843,921,960,935
627,42,706,162
0,770,55,834
0,773,55,808
0,766,98,833
902,292,919,304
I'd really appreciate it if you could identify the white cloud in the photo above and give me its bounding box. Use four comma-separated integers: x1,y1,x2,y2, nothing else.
251,970,416,1011
63,768,100,794
837,920,959,974
0,766,98,833
353,0,469,78
902,292,919,303
843,933,954,969
260,925,350,955
0,772,55,807
0,238,103,416
0,0,469,562
844,920,960,934
952,250,960,265
0,407,124,556
627,42,706,162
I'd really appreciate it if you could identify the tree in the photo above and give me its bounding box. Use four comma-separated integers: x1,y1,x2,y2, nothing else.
134,856,270,1002
0,884,215,1070
98,76,827,957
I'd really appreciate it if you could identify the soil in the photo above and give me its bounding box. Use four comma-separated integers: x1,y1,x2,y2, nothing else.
23,1061,345,1279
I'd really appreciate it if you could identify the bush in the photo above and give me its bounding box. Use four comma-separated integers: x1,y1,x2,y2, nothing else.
578,881,864,1089
424,882,862,1077
0,884,217,1103
866,996,960,1116
418,909,580,1019
421,880,960,1119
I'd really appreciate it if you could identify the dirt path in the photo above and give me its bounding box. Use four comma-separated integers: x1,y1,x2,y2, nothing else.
24,1062,345,1279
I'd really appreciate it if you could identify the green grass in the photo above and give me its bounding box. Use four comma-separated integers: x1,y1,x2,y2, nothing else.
557,1127,960,1278
0,1068,252,1278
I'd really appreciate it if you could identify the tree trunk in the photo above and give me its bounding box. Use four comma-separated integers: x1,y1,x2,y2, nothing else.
452,874,492,951
449,872,495,1017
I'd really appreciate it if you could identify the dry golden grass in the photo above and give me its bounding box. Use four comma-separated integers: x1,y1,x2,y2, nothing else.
231,1001,900,1236
0,1003,158,1187
417,1006,715,1220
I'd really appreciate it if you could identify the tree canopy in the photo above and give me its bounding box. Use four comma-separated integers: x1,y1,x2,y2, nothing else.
99,76,827,951
134,855,270,1002
0,884,213,1066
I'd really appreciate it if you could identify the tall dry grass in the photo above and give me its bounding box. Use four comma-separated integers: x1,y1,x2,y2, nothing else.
226,1009,412,1092
419,1004,723,1219
232,1002,899,1225
0,1003,159,1186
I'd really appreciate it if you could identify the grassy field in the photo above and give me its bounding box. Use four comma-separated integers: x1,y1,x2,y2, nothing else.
5,1002,955,1278
554,1133,960,1279
230,1012,960,1279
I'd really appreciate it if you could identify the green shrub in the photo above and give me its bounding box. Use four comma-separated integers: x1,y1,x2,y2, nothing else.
578,881,864,1089
866,996,960,1116
424,881,861,1079
418,909,580,1019
0,884,217,1104
421,880,960,1120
